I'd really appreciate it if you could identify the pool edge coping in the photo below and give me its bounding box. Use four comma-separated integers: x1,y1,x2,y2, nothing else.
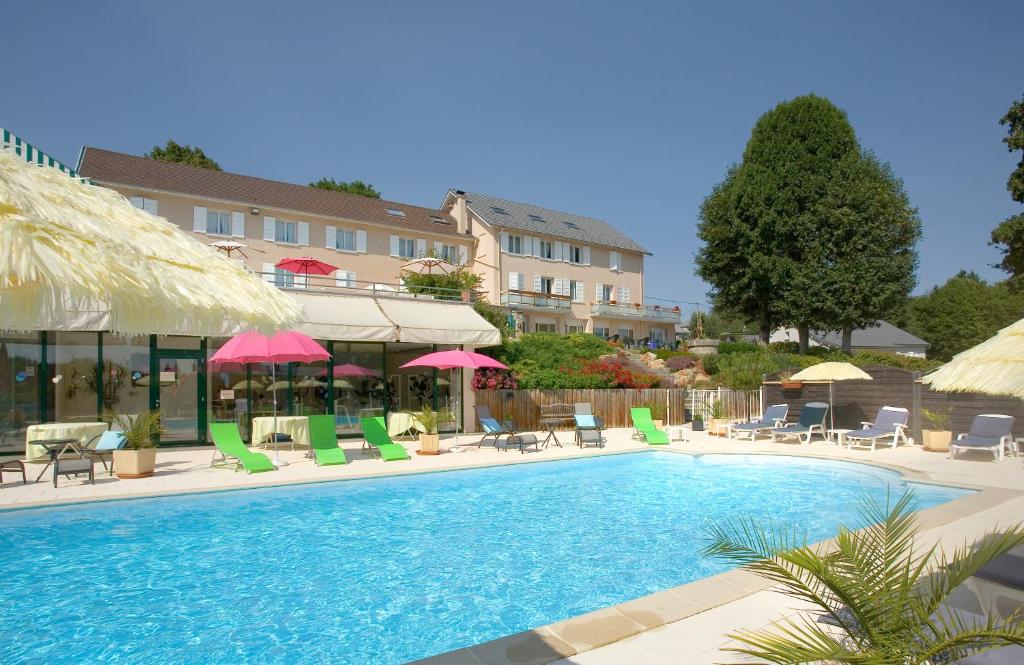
411,450,1023,665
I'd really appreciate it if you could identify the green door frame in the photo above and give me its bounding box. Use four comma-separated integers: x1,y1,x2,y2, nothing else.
150,341,208,446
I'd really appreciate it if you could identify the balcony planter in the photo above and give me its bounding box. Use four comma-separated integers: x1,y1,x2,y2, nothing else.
781,381,803,390
672,306,680,313
634,303,641,309
609,300,617,305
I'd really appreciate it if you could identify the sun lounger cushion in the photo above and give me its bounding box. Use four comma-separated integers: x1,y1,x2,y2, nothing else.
576,414,598,428
95,431,127,451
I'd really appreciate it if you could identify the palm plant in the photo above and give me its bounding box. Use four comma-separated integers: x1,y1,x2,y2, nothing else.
703,492,1024,664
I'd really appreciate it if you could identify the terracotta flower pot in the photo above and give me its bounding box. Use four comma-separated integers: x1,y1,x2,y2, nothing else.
921,429,952,452
113,448,157,479
417,433,441,456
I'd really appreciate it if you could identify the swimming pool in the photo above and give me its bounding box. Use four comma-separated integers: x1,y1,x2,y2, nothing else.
0,452,969,663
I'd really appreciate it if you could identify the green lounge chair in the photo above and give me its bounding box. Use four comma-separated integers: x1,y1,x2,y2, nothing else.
360,417,411,461
209,422,276,473
630,407,669,445
308,415,347,466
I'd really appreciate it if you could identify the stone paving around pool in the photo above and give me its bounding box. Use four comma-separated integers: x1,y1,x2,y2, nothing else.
3,427,1023,664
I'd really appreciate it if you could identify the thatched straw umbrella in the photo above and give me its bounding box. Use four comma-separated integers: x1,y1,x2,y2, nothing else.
0,152,299,335
922,317,1024,398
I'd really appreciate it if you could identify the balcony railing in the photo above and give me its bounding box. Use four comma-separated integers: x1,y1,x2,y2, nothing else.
500,289,572,310
591,301,681,322
256,272,476,302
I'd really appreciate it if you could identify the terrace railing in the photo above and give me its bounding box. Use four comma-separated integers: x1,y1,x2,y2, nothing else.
590,301,681,322
255,271,476,302
500,289,572,311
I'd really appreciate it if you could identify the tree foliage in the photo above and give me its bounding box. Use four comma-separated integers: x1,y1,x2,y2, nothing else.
145,140,221,170
704,491,1024,665
401,265,510,343
990,94,1024,288
696,95,919,351
896,271,1024,361
309,177,381,199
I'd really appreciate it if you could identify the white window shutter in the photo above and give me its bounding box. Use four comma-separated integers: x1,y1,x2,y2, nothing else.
262,262,275,284
295,273,307,289
144,198,158,216
325,225,336,249
582,246,591,266
389,235,399,257
356,230,367,253
193,206,207,233
553,278,562,296
500,232,509,253
557,242,566,262
336,271,356,288
433,240,443,256
533,274,542,292
458,245,468,265
531,237,541,258
573,281,584,303
596,282,604,301
508,272,518,290
231,212,245,238
297,222,310,246
263,217,276,241
416,238,427,257
618,286,630,303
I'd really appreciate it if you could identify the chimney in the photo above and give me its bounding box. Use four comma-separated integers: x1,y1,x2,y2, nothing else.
451,190,469,235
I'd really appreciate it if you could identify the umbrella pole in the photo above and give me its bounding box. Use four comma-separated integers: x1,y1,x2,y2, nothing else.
271,362,287,467
451,368,464,452
830,381,835,437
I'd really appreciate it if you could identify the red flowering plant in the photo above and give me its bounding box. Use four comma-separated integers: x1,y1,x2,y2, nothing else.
578,357,661,389
471,367,518,390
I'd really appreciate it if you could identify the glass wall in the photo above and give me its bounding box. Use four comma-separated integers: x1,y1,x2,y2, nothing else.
386,343,435,415
47,332,101,424
0,334,43,455
101,334,150,419
288,347,330,417
332,342,385,435
207,337,251,440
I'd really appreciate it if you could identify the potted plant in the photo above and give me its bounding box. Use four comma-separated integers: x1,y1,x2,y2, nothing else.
646,402,667,429
709,400,731,436
778,370,803,390
415,406,441,455
111,409,161,479
921,407,953,452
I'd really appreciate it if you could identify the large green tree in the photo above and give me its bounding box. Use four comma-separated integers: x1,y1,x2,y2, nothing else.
145,140,221,170
309,177,381,199
898,271,1024,360
989,95,1024,288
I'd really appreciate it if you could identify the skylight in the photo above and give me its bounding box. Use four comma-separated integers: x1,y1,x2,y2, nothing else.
385,208,406,217
490,206,509,215
430,216,451,225
562,221,580,229
528,214,547,222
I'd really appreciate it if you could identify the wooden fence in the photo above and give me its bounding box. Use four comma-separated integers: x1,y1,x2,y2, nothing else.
470,387,762,431
763,366,1024,442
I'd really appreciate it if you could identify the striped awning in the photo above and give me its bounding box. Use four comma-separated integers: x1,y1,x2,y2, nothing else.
1,128,87,182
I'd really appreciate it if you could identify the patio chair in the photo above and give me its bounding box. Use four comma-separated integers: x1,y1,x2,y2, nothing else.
209,423,276,474
574,414,604,448
477,417,514,447
844,406,910,451
630,407,669,445
308,415,347,466
81,430,128,475
359,417,411,461
0,458,26,485
574,402,593,416
474,404,514,432
727,404,789,441
950,414,1016,461
771,402,829,445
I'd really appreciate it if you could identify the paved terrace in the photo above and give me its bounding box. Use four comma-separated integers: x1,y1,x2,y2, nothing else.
2,429,1022,664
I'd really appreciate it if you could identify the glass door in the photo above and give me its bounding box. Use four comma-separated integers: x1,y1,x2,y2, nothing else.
153,352,206,445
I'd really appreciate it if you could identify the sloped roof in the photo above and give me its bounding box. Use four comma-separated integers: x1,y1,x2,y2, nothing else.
454,190,650,254
78,148,462,236
813,320,930,350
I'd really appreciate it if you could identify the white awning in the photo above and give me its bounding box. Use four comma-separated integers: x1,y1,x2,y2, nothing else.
289,292,397,342
375,297,501,346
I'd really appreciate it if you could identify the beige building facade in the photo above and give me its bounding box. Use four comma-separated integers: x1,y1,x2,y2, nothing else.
443,191,679,344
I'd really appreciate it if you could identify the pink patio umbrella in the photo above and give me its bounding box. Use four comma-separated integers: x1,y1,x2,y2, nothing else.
209,330,330,465
276,256,337,277
401,350,509,451
327,364,381,378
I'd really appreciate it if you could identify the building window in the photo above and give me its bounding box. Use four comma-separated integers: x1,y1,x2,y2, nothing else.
618,327,634,339
336,229,355,252
398,237,416,259
540,277,554,294
601,284,614,301
274,267,296,288
129,196,158,215
609,251,621,271
593,326,610,338
439,244,457,262
569,280,582,302
539,240,553,259
568,245,582,264
566,324,584,334
650,328,666,342
534,323,557,333
506,234,523,255
205,210,231,236
275,220,298,244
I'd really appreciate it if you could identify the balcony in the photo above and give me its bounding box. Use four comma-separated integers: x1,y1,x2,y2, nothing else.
500,289,572,311
591,301,681,322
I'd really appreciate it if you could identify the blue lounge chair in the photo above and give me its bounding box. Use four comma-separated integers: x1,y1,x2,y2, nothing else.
574,414,604,448
950,414,1016,461
844,406,910,451
478,417,514,447
82,430,128,476
728,404,789,441
771,402,829,444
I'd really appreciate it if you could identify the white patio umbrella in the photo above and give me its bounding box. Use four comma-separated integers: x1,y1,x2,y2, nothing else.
789,362,872,432
400,257,455,275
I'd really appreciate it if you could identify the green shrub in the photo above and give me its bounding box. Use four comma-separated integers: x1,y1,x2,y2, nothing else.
850,350,941,372
654,348,689,360
701,353,722,375
718,341,760,355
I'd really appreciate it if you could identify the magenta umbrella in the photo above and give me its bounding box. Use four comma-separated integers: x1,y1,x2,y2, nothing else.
401,350,509,451
210,330,330,465
327,363,381,378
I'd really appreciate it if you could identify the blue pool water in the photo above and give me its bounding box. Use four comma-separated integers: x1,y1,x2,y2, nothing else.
0,452,968,663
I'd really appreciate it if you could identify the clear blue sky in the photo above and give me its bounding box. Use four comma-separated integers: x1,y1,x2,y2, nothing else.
4,1,1021,317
